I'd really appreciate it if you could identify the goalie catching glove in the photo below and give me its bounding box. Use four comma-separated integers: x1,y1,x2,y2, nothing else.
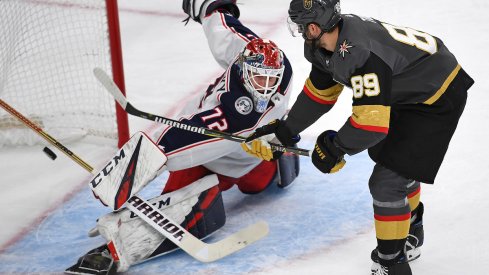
312,130,346,174
182,0,240,23
241,119,300,161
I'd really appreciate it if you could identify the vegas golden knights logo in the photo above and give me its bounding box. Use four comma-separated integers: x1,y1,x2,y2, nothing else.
304,0,312,10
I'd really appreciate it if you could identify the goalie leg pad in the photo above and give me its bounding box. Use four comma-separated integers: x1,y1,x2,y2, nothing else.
162,165,241,194
148,185,226,258
276,152,300,189
95,175,225,272
162,165,212,194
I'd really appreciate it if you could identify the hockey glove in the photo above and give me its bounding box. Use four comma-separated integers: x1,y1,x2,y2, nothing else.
182,0,239,24
312,130,346,174
241,138,278,161
241,119,299,161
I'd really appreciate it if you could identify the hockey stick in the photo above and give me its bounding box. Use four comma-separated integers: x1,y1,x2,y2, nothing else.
93,67,312,157
0,99,268,262
0,99,91,170
126,195,268,262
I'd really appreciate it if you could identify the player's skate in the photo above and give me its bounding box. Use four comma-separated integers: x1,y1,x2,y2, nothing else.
405,202,424,262
370,250,412,275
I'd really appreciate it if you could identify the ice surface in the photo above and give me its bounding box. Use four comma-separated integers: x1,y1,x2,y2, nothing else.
1,0,488,274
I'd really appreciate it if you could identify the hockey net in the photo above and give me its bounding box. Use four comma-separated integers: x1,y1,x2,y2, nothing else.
0,0,129,148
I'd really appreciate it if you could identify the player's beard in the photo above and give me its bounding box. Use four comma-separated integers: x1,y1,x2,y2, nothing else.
306,37,323,55
305,37,320,49
304,30,325,53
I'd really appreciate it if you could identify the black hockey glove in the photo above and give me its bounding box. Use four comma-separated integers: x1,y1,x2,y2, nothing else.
242,119,300,161
182,0,240,24
312,130,346,174
245,119,299,146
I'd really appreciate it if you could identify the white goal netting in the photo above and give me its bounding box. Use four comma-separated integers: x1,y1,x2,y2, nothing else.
0,0,123,147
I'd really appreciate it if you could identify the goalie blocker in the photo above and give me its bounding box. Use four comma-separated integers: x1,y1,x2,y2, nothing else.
89,132,167,211
67,174,226,274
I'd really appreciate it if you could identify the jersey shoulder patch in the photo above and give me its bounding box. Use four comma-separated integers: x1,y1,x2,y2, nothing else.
234,96,253,115
332,15,372,80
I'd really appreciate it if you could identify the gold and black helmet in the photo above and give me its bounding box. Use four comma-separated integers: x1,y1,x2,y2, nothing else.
287,0,341,37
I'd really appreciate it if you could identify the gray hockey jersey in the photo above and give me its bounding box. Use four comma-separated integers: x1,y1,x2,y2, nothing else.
285,14,461,155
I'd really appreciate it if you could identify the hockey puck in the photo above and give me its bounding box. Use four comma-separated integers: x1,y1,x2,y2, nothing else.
43,147,57,160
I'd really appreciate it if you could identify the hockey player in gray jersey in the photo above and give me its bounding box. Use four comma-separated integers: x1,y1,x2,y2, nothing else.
242,0,474,274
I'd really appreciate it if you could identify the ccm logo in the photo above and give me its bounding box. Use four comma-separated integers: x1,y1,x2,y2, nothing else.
90,149,126,188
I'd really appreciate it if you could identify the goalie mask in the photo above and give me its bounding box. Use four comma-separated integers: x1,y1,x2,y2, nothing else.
237,38,285,113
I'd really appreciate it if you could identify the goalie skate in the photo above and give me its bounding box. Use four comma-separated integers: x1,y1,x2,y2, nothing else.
65,245,116,275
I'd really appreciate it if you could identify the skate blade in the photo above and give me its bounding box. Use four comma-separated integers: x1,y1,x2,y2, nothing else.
406,247,421,262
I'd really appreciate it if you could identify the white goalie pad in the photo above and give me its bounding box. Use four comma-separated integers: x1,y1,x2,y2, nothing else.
89,131,168,210
95,174,219,272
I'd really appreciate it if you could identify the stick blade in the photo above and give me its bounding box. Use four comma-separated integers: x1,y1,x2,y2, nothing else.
181,220,269,262
93,67,128,109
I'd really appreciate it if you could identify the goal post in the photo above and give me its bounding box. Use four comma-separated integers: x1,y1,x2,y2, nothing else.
106,0,130,148
0,0,130,148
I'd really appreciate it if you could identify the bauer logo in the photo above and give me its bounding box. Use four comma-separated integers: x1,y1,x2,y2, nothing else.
304,0,312,9
90,149,126,188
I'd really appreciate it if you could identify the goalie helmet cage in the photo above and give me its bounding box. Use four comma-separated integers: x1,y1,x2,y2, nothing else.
0,0,129,148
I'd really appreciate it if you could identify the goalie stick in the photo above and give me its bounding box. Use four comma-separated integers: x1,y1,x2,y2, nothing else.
93,67,312,157
0,98,268,263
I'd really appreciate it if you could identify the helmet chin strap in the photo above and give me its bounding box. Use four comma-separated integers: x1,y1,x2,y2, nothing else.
304,28,326,52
